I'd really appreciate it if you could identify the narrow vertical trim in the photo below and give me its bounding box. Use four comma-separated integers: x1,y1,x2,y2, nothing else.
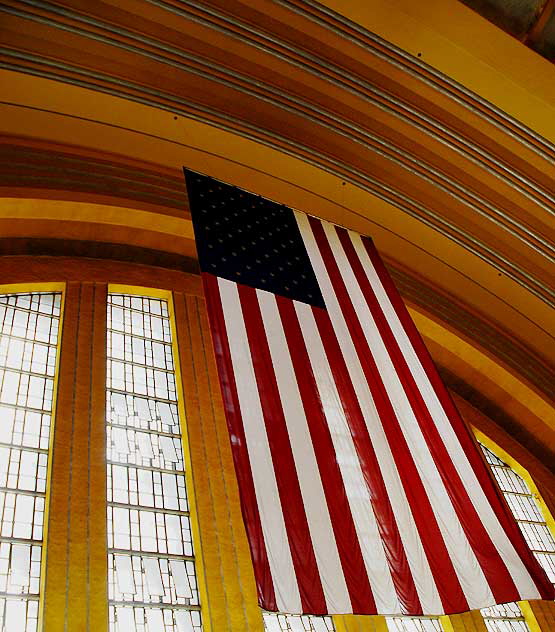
170,290,217,632
86,283,96,631
64,283,82,632
38,283,66,632
43,282,81,631
88,282,108,632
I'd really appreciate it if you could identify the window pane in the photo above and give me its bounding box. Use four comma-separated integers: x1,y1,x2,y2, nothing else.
481,602,529,632
386,616,443,632
263,613,335,631
106,294,201,632
479,443,555,631
0,292,61,632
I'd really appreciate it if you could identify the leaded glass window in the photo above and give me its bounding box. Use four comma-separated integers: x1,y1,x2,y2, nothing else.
263,613,334,631
0,292,61,632
480,602,528,632
480,443,555,632
106,294,201,632
386,616,443,632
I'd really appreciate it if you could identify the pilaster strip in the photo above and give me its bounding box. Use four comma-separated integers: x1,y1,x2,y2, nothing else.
172,290,263,631
441,610,488,632
42,281,108,632
43,281,80,631
520,600,555,632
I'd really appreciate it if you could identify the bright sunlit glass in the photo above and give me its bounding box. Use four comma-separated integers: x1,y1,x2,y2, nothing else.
0,292,61,632
385,616,443,632
106,294,201,632
263,612,334,631
479,443,555,632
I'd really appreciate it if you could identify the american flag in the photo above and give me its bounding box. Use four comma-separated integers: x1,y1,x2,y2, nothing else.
184,170,553,616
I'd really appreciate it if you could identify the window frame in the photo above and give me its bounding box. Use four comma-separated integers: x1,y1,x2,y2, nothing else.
105,284,208,630
0,283,65,632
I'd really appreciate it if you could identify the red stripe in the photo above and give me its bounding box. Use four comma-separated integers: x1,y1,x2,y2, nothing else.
362,238,555,601
202,273,277,611
337,227,521,604
308,216,469,613
238,285,327,614
312,306,422,615
276,295,376,614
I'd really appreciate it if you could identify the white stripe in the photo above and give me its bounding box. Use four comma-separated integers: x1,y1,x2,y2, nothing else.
349,231,542,600
256,290,352,613
295,211,443,614
217,277,302,612
323,222,493,610
295,301,401,614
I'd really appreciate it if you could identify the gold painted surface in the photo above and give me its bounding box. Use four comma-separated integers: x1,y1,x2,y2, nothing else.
0,282,65,294
1,70,552,361
88,283,109,631
1,0,554,403
42,281,108,632
0,198,193,239
172,291,264,631
42,282,78,631
318,0,555,144
519,600,555,632
37,282,66,632
332,614,389,632
440,610,488,632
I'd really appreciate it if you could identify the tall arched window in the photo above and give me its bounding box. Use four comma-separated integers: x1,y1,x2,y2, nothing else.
0,292,61,632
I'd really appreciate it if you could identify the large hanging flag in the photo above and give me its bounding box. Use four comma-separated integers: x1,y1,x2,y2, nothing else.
184,169,553,616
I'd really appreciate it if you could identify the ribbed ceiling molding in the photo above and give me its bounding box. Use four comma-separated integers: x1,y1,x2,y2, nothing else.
1,0,553,305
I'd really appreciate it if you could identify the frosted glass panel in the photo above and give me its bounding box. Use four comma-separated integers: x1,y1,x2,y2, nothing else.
107,294,201,631
263,613,335,632
479,443,555,631
0,293,61,632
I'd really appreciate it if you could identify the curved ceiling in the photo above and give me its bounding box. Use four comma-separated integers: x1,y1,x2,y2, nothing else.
0,0,553,470
460,0,555,62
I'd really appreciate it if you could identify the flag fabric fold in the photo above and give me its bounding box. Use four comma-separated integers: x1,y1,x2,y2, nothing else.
184,169,554,616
